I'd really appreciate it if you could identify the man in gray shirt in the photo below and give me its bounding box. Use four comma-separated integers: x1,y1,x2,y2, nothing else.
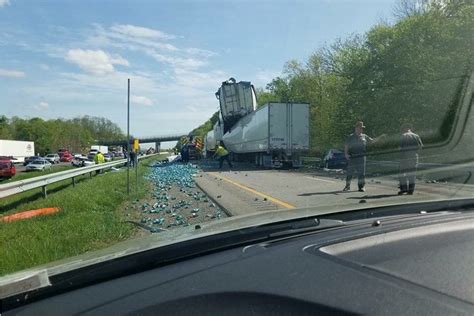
343,121,384,192
398,124,423,195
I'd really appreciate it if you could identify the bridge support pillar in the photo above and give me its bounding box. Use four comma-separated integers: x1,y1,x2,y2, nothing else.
155,142,161,153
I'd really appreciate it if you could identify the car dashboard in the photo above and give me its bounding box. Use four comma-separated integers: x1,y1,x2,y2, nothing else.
5,211,474,316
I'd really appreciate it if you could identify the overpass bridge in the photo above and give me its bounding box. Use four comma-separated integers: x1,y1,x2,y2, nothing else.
97,134,186,151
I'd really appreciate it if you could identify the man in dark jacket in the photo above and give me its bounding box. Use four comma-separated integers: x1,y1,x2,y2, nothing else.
343,121,385,192
181,143,189,163
398,123,423,195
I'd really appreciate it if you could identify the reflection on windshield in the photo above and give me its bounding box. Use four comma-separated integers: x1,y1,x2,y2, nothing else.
0,0,473,277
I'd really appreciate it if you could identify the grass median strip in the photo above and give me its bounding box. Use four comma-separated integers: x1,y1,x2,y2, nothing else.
0,156,162,276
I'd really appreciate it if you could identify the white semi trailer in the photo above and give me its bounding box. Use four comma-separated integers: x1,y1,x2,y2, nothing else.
91,145,108,154
206,78,310,167
222,102,310,168
0,139,35,163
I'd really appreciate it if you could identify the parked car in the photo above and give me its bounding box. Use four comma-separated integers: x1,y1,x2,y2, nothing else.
60,153,73,162
72,156,95,167
44,154,60,164
87,150,98,160
320,149,348,169
23,156,42,166
103,153,112,162
25,159,52,172
114,152,124,158
0,159,16,178
58,149,70,157
0,156,16,162
72,153,83,158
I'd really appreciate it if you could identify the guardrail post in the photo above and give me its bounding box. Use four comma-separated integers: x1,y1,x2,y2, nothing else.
72,177,76,187
42,185,47,198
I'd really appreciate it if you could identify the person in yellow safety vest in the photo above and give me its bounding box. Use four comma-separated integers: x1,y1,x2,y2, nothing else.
94,151,105,174
94,151,105,164
213,141,233,169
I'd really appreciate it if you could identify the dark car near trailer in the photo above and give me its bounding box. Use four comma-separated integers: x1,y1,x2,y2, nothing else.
320,149,348,169
23,156,42,166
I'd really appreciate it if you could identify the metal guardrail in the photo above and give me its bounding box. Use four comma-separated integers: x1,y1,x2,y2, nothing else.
0,154,160,199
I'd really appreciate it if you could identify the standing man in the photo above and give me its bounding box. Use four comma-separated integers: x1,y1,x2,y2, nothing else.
214,141,233,170
399,123,423,195
129,150,136,167
180,143,189,163
94,151,105,174
343,121,385,192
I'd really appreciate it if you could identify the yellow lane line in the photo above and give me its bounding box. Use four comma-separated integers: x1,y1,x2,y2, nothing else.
208,172,296,209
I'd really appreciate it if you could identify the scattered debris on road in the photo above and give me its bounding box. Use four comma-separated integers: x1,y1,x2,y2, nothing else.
125,162,226,234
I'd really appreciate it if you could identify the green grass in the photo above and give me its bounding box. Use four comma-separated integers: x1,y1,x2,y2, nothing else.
0,155,162,276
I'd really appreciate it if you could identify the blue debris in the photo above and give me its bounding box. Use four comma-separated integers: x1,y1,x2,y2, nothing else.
143,161,224,228
153,218,165,225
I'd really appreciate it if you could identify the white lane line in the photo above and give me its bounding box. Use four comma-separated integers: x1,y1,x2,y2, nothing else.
304,176,336,183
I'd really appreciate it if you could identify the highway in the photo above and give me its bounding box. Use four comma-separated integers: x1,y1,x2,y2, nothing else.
195,162,474,216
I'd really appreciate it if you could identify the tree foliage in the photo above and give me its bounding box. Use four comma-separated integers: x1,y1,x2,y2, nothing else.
189,111,220,138
254,0,473,154
0,115,125,155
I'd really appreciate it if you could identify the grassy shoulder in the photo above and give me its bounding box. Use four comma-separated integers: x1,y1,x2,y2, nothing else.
0,155,162,276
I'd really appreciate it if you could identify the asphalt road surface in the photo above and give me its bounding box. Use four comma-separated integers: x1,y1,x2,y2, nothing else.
195,162,474,217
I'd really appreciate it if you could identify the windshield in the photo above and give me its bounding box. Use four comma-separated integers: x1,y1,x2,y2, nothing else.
0,0,473,278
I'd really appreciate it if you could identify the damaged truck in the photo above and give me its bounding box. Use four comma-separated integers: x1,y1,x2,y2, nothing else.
205,78,310,168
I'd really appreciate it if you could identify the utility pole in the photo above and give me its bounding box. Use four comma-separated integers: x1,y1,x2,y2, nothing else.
127,79,131,195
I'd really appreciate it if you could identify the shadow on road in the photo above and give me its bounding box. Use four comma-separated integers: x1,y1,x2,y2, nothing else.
298,190,349,196
347,194,399,200
195,160,264,172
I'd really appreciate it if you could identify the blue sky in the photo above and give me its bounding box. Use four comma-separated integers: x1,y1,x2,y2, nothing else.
0,0,397,145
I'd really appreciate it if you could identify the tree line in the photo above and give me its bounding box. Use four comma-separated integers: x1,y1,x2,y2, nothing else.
260,0,473,154
0,115,124,155
191,0,473,155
